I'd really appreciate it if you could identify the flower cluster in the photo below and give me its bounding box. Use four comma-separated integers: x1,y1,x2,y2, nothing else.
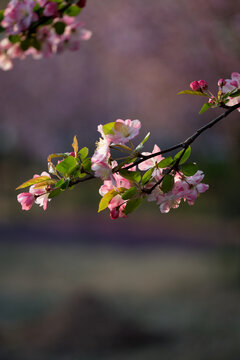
182,72,240,114
0,0,91,70
17,171,51,210
16,73,240,219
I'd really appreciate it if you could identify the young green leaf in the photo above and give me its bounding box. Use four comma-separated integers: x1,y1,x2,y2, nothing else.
16,176,50,190
161,174,174,194
78,147,89,161
56,156,78,177
0,10,4,22
121,186,137,200
64,5,82,16
119,169,141,183
135,132,150,152
174,146,191,165
199,102,212,114
102,122,115,135
48,188,62,199
141,168,154,185
230,89,240,98
9,35,20,44
158,156,173,168
54,21,66,35
98,189,118,212
124,198,142,215
181,163,198,176
82,157,92,172
178,90,208,97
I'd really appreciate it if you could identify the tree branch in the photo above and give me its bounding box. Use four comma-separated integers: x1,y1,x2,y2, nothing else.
121,102,240,172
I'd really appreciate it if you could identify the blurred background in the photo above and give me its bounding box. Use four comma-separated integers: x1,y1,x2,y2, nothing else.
0,0,240,359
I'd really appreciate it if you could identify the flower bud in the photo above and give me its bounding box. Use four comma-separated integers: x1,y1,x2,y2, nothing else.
110,208,119,220
190,81,200,91
198,80,208,90
218,78,226,87
77,0,87,7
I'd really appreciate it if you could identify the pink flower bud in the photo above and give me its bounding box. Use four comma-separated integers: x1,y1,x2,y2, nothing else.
43,2,58,17
190,81,200,91
218,78,226,87
110,208,119,219
77,0,87,7
198,80,208,90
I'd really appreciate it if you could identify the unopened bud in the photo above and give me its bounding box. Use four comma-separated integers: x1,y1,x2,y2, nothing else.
190,81,200,91
110,208,119,220
77,0,87,7
218,78,226,87
198,80,208,90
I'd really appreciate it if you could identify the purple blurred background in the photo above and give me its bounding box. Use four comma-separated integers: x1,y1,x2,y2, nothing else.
0,1,240,359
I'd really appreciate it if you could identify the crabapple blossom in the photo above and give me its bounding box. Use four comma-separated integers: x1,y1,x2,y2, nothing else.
2,0,38,35
17,192,35,211
106,119,141,145
16,73,239,218
0,0,91,70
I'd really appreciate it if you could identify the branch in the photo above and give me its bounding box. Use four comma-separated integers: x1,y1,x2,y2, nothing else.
122,103,240,172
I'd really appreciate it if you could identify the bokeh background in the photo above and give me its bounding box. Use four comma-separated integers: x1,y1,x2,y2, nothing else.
0,0,240,359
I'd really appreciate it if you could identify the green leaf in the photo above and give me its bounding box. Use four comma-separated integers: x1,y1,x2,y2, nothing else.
33,3,41,12
0,25,5,33
230,89,240,98
135,132,150,152
8,35,20,44
64,5,82,16
30,37,41,50
119,169,141,183
60,179,70,189
124,198,142,215
0,10,4,22
48,188,62,199
78,147,89,161
20,38,31,51
16,176,50,190
98,189,118,212
55,178,65,188
102,122,115,135
121,186,137,200
82,158,92,172
161,174,174,194
199,102,211,114
56,156,78,177
158,156,173,168
178,90,208,97
174,146,191,165
181,163,198,176
54,21,66,35
141,168,154,185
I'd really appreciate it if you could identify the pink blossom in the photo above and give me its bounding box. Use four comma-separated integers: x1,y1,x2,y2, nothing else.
107,194,127,218
91,161,115,182
198,80,208,90
2,0,38,35
17,192,35,211
190,81,200,91
138,145,163,171
222,72,240,111
106,119,141,145
43,2,58,17
34,193,50,211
